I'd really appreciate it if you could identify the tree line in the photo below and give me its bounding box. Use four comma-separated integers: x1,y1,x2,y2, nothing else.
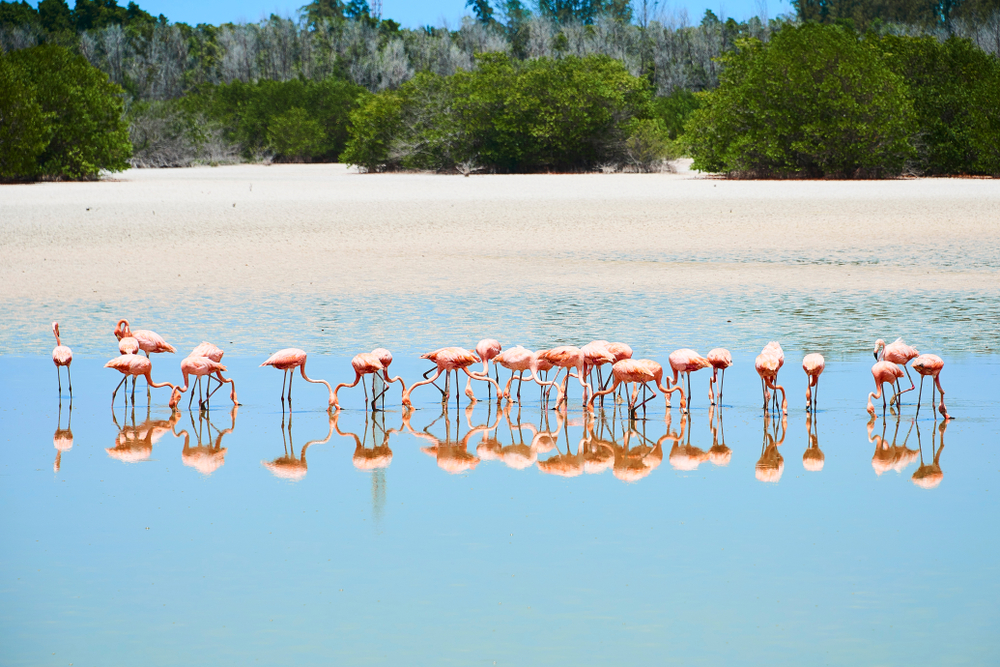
1,0,998,179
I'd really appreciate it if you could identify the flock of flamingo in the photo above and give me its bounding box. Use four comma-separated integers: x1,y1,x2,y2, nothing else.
48,320,952,420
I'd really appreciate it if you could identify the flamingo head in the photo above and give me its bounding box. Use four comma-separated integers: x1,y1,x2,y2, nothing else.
169,387,182,409
873,339,885,360
52,322,59,336
114,319,130,341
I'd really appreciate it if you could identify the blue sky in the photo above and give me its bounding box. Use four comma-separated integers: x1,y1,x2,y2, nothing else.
31,0,795,28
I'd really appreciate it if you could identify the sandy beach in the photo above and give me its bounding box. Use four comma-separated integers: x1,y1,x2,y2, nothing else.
2,164,998,355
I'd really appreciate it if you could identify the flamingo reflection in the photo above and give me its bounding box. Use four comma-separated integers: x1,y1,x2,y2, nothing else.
405,406,483,474
262,411,333,480
332,411,395,471
53,402,73,472
707,405,731,466
802,413,824,472
755,413,786,483
912,419,947,489
177,406,237,475
665,413,708,472
107,407,181,463
868,416,919,477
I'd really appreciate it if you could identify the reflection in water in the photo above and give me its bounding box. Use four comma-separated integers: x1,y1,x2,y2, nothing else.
177,407,237,476
755,413,787,483
802,413,824,472
665,414,708,472
262,410,333,481
707,405,731,466
107,408,181,463
912,419,947,489
406,407,484,474
869,416,919,477
53,402,73,472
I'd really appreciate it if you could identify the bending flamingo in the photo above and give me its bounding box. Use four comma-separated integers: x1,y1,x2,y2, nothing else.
172,355,239,410
491,346,554,403
539,346,610,408
706,348,732,406
874,338,919,405
587,359,686,417
52,322,73,399
867,360,905,417
669,349,711,413
104,354,177,407
370,347,405,410
755,347,787,415
188,341,225,401
260,348,334,408
911,354,951,420
332,352,401,410
114,319,176,400
403,347,502,409
802,353,825,413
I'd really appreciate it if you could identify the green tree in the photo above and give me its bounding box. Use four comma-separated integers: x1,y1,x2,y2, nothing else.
466,0,497,25
341,88,405,171
38,0,73,32
267,107,326,160
685,23,915,178
0,54,51,180
7,44,131,179
0,1,39,28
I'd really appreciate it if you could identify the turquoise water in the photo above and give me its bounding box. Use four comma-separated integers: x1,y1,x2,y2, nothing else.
2,354,998,665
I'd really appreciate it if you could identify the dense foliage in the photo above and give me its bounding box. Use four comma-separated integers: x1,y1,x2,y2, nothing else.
1,44,130,179
342,53,670,173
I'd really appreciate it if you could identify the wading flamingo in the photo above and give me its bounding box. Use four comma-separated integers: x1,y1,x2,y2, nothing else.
51,322,73,399
867,360,905,417
707,348,732,406
491,346,554,403
119,334,139,355
171,355,239,410
755,347,787,415
874,338,919,405
587,359,686,416
539,346,611,408
669,349,711,412
114,319,176,400
581,340,613,392
604,342,633,403
188,341,225,401
762,341,785,412
802,353,825,412
260,348,334,408
403,347,501,409
911,354,951,420
105,354,177,407
332,352,398,410
370,348,405,410
471,338,502,399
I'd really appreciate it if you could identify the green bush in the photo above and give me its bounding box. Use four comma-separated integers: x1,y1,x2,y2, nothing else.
341,88,405,172
4,44,130,179
686,23,915,178
650,88,701,141
876,35,1000,176
0,54,50,179
267,107,326,161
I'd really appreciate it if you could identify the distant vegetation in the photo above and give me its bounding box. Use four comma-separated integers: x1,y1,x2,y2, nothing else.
1,0,998,179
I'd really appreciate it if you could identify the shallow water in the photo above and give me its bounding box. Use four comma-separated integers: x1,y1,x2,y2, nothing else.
2,354,998,665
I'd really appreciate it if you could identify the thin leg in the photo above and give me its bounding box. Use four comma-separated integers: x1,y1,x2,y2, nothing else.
719,369,725,405
813,377,819,413
686,373,692,412
131,376,137,405
56,366,62,395
189,381,196,409
915,375,925,417
288,369,294,404
364,376,370,406
112,376,126,406
280,370,288,404
67,365,72,398
517,371,523,403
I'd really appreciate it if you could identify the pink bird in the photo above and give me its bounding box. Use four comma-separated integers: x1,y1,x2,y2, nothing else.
472,338,503,399
706,348,732,406
119,334,139,355
104,354,177,407
114,319,176,356
171,355,238,410
332,352,403,410
802,353,825,412
260,348,334,407
867,360,906,417
668,349,711,413
603,341,633,402
762,341,785,412
874,338,919,405
755,348,787,415
490,345,554,403
588,359,686,416
911,354,951,420
538,346,609,408
403,347,502,409
370,347,405,410
51,322,73,399
188,341,226,402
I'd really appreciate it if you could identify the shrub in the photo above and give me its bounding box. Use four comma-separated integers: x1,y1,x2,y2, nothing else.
341,88,405,171
5,44,130,179
622,118,675,172
127,99,239,168
0,53,50,179
267,107,326,161
685,23,915,178
650,88,700,141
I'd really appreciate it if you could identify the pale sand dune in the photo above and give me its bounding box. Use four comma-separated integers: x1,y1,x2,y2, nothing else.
1,164,998,355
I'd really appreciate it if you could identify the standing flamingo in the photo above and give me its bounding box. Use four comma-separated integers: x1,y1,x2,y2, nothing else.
105,354,177,407
581,340,613,392
867,360,905,417
668,349,711,412
539,346,611,408
370,348,405,410
802,353,825,413
172,355,239,410
874,338,919,405
706,348,732,406
911,354,951,420
188,341,225,402
51,322,73,399
587,359,686,416
491,346,554,404
403,347,502,409
114,319,176,400
755,347,787,415
260,348,334,408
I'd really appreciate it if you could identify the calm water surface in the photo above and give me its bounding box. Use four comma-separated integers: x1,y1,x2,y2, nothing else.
2,354,998,665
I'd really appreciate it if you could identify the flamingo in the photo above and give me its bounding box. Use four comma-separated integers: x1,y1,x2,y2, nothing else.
802,353,825,412
706,348,732,406
114,319,176,400
370,347,405,410
465,338,502,400
539,346,610,408
105,354,177,407
188,341,225,402
171,355,239,410
402,347,502,409
867,360,905,417
754,348,787,415
603,342,633,404
333,352,401,410
874,338,919,405
491,346,554,403
911,354,951,420
51,322,73,399
587,359,686,416
581,340,612,392
668,349,711,412
260,348,334,408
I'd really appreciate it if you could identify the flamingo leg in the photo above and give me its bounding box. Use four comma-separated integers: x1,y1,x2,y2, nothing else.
111,375,127,406
915,375,925,417
56,365,62,395
719,369,725,406
517,371,524,403
131,375,137,405
813,376,819,413
288,369,294,404
686,372,692,412
280,370,288,404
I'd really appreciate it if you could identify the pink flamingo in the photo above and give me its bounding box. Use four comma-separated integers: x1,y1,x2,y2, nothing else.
188,341,225,403
581,340,612,389
119,332,139,355
874,338,919,405
171,355,238,410
52,322,73,399
104,354,177,407
332,352,402,410
491,345,554,403
802,353,825,412
755,348,787,415
604,341,633,403
473,338,503,399
539,346,610,408
260,348,334,408
762,341,785,412
911,354,951,420
867,360,905,417
587,359,686,416
370,347,405,410
114,319,176,400
669,349,711,412
403,347,502,409
706,348,732,406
